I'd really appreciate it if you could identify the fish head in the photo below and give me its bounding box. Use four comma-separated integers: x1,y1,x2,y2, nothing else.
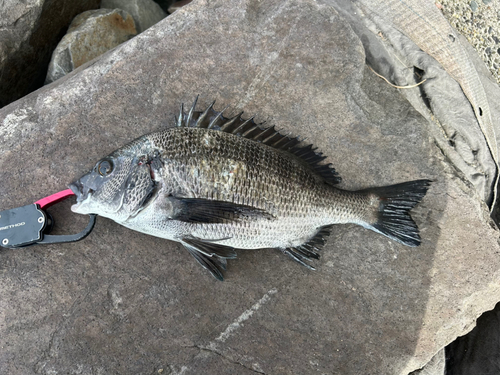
69,138,158,222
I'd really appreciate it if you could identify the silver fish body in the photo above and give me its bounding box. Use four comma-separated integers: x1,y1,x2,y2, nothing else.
70,99,430,280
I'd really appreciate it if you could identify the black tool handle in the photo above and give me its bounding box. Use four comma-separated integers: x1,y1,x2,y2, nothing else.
36,214,97,245
0,189,97,249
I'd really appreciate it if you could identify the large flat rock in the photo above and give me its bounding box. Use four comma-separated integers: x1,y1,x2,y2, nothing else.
1,0,499,374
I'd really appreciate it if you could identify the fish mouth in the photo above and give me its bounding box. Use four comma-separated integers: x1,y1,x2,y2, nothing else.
69,179,89,212
69,180,83,199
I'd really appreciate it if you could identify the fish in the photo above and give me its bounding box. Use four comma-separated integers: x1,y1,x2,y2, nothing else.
69,97,431,280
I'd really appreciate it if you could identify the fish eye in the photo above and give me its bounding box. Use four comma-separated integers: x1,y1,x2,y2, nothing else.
97,159,114,176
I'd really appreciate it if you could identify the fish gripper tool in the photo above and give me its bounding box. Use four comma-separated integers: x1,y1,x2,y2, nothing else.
0,189,96,248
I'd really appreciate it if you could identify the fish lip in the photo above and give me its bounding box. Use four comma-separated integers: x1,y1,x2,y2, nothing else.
69,180,83,201
69,180,87,212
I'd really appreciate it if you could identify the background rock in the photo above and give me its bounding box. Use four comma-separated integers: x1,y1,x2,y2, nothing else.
410,349,445,375
1,0,500,374
439,0,500,85
156,0,178,13
101,0,168,33
0,0,100,108
45,9,137,84
445,302,500,374
168,0,194,13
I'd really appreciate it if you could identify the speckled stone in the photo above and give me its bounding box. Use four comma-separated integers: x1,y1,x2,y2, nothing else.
439,0,500,83
45,9,137,84
101,0,167,33
470,1,478,12
0,0,100,108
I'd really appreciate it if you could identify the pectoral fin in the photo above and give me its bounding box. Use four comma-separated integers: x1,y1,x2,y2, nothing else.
169,197,274,224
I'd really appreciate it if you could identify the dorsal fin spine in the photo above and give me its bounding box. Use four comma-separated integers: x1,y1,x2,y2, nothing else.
196,101,215,128
231,116,254,135
293,145,313,157
208,106,228,129
251,127,267,140
279,137,300,150
219,113,243,132
242,124,260,137
270,134,291,148
186,96,198,127
254,125,273,142
262,129,280,144
177,103,185,127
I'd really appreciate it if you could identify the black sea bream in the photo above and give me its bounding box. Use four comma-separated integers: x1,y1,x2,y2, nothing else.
70,98,431,280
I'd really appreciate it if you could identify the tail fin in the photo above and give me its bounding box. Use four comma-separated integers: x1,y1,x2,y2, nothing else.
362,179,431,247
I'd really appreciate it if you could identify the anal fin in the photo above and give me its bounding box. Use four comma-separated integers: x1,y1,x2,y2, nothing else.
283,225,334,270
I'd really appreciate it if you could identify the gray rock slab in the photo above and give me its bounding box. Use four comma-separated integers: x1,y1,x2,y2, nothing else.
446,301,500,375
0,0,100,108
1,0,499,374
45,9,137,84
101,0,168,33
410,349,445,375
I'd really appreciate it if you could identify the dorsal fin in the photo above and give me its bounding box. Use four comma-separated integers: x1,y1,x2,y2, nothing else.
177,98,341,185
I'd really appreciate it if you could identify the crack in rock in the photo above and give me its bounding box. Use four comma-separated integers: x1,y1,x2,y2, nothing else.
179,288,279,374
214,288,278,344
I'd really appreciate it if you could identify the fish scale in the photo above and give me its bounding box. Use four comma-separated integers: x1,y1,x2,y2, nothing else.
148,129,332,245
69,98,431,280
155,128,322,214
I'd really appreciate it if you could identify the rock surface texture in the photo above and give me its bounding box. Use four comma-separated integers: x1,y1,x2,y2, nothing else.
101,0,168,33
410,349,445,375
1,0,500,374
45,9,137,84
0,0,100,108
